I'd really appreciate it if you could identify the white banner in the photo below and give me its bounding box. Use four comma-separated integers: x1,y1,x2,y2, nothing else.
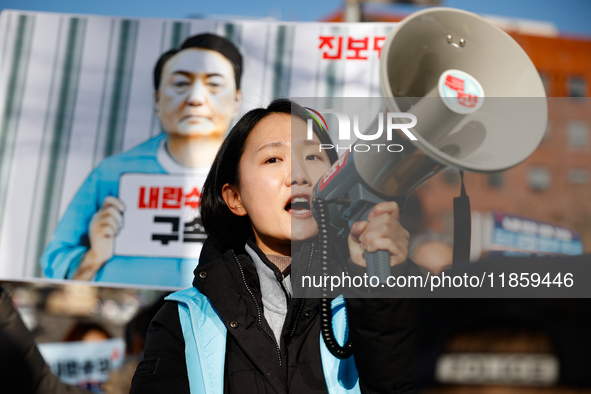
0,9,396,287
38,338,125,392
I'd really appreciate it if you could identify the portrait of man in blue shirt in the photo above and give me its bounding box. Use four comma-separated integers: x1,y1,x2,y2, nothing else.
41,34,243,287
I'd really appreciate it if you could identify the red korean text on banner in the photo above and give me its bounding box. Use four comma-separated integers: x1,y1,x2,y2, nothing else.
138,187,159,209
319,36,387,60
319,36,343,59
138,186,202,210
374,36,386,58
162,187,182,209
346,37,369,60
184,188,202,209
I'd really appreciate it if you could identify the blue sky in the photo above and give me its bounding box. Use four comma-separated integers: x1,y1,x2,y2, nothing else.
1,0,590,37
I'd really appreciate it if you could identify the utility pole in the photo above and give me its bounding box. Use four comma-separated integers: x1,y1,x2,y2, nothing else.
344,0,362,22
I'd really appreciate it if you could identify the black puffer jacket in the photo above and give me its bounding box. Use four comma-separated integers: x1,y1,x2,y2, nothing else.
0,288,89,394
130,238,418,393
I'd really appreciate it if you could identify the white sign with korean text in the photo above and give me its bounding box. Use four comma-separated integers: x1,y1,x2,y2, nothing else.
38,338,125,391
115,173,207,258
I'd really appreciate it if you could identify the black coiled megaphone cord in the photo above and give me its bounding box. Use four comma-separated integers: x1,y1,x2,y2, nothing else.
313,196,353,359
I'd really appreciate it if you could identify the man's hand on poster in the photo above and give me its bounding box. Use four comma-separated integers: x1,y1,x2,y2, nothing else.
74,196,125,280
347,201,409,269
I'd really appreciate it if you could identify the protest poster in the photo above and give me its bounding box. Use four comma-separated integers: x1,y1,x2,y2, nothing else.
0,10,395,287
38,338,125,392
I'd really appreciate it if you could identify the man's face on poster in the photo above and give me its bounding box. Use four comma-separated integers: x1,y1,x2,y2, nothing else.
156,48,241,139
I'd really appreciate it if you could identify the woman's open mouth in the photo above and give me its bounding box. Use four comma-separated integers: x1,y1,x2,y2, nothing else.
285,195,312,218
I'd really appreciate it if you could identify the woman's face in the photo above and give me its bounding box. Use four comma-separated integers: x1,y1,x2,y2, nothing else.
224,113,331,255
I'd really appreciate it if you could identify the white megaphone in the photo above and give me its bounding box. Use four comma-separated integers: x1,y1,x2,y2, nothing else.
312,7,547,360
312,6,547,284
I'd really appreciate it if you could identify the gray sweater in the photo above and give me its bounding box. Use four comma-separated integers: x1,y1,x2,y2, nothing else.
245,244,292,344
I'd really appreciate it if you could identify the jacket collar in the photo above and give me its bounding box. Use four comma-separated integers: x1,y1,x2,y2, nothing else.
191,236,287,390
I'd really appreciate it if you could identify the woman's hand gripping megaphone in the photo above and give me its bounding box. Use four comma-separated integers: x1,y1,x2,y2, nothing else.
311,143,411,285
348,201,409,273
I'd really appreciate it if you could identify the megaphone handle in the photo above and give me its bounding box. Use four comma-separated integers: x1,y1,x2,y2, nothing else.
365,250,390,284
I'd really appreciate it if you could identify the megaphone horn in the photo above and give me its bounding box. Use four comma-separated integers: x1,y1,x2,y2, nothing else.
311,7,548,360
312,7,548,279
379,7,547,175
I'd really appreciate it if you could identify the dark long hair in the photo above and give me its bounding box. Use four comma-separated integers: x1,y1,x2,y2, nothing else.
200,99,337,252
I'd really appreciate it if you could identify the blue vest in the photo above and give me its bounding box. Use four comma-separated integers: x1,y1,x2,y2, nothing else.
167,287,361,394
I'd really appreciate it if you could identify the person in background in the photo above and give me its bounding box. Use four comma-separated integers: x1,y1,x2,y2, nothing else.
62,322,112,342
0,285,89,394
102,296,168,394
409,232,453,276
41,34,243,287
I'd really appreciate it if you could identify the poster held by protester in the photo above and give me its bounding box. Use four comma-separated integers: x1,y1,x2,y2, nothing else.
116,173,208,258
472,210,584,259
38,338,125,393
0,9,393,288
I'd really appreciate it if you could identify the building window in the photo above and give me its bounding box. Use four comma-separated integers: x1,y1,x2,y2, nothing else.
488,172,504,188
567,121,589,150
568,169,589,185
567,76,586,98
528,167,551,191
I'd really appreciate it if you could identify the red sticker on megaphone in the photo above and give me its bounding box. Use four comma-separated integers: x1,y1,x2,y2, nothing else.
439,69,484,114
319,151,349,192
